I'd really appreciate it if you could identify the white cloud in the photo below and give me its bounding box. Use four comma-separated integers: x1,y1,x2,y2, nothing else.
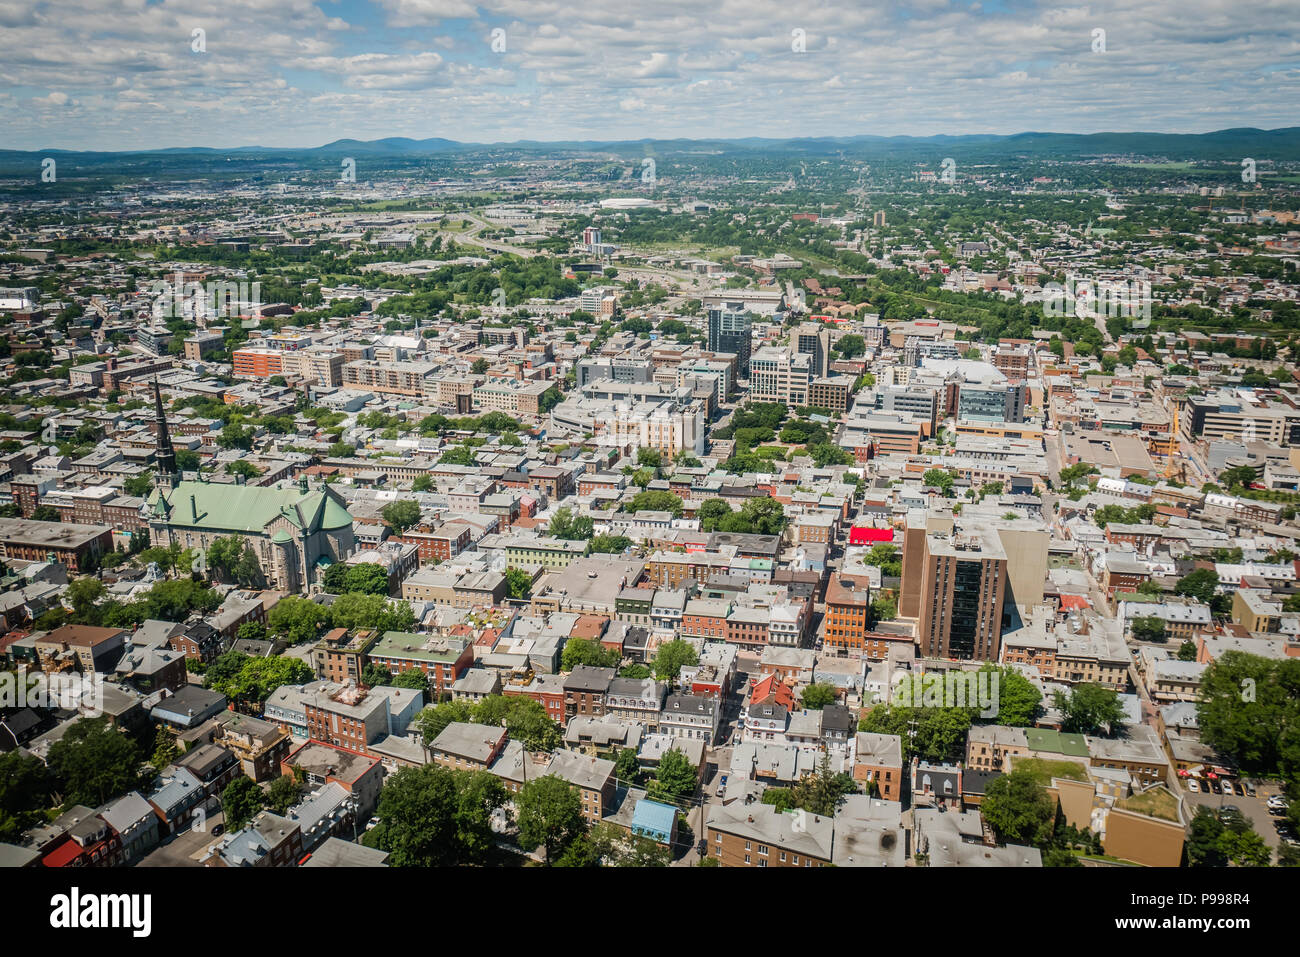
0,0,1296,148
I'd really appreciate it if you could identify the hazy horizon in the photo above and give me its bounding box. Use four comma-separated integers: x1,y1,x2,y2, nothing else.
9,125,1300,156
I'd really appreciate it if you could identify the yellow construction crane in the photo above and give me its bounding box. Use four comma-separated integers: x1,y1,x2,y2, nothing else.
1164,400,1184,482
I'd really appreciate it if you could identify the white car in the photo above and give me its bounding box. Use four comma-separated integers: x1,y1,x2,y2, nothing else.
1187,779,1201,793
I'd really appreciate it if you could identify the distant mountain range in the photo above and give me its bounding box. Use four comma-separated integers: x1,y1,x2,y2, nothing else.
7,127,1300,161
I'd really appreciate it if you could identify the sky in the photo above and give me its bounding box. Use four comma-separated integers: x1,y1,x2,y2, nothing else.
2,0,1298,151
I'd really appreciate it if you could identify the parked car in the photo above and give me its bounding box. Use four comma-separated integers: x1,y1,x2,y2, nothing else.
716,774,728,797
1243,781,1257,798
1187,779,1201,793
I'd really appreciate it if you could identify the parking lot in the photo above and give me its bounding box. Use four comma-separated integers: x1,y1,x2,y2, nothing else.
1181,778,1294,854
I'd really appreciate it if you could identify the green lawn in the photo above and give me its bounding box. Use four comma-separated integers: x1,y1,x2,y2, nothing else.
1010,756,1090,785
1116,788,1181,823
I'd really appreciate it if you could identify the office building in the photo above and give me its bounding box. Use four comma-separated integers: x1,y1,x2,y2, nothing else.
708,307,753,378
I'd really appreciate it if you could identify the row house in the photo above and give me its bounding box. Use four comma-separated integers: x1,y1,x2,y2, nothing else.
659,693,720,743
681,598,730,641
604,677,668,732
563,664,616,724
852,732,905,802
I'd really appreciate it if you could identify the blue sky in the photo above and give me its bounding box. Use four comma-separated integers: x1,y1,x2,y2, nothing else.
2,0,1297,151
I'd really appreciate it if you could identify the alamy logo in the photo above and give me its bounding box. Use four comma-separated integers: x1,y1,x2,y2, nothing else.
147,270,260,321
892,669,1000,719
1,671,104,717
50,888,151,937
1041,277,1151,321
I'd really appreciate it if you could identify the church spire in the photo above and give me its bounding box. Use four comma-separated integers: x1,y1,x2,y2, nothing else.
153,378,177,490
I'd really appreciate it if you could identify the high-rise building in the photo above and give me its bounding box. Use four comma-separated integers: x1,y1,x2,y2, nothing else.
903,511,1048,662
957,382,1029,424
794,323,832,378
707,307,752,378
916,525,1008,661
749,347,811,407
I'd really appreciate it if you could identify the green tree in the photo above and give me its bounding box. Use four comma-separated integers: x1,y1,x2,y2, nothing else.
515,775,586,864
267,595,330,644
651,639,698,683
834,334,866,358
218,423,255,451
562,637,621,671
66,577,106,624
613,748,641,787
321,562,349,594
123,474,154,497
1175,568,1220,607
647,748,697,804
981,666,1042,727
381,499,422,534
343,562,391,596
0,751,52,843
790,750,857,816
416,700,475,744
503,567,533,600
46,718,141,808
370,764,507,866
589,534,633,554
1130,616,1168,643
471,695,562,752
1054,683,1125,736
800,683,838,710
981,770,1057,847
222,776,266,831
392,668,431,696
138,577,222,621
150,727,179,770
329,592,415,633
207,654,314,709
227,460,262,481
697,498,733,532
858,700,971,763
1196,652,1300,777
439,445,478,467
30,505,61,522
265,775,303,815
626,490,684,517
1187,807,1229,866
548,507,594,541
922,468,954,495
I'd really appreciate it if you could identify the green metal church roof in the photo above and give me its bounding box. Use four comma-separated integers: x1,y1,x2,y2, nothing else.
149,481,353,535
